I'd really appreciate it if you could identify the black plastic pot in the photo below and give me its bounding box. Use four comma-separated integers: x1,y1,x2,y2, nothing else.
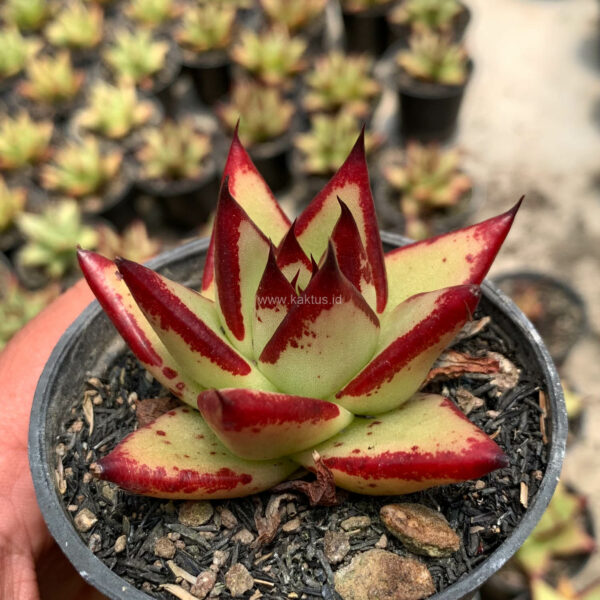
397,62,472,143
342,3,395,57
182,49,232,107
30,233,567,600
248,134,293,193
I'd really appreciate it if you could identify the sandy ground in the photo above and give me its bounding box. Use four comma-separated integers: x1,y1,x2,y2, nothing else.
459,0,600,586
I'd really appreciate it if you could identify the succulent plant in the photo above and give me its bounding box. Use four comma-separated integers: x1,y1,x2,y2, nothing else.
0,27,42,81
176,4,236,54
217,80,294,147
136,120,211,181
18,200,98,280
45,1,103,50
531,577,600,600
0,112,53,171
231,27,307,87
3,0,49,32
78,129,521,500
398,30,468,84
96,220,161,264
77,80,155,140
103,29,169,87
295,113,381,176
390,0,463,31
19,52,84,105
0,177,27,232
303,51,380,117
261,0,327,32
40,137,122,199
125,0,181,27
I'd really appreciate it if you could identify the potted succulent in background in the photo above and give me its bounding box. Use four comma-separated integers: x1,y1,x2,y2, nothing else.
303,51,381,119
134,118,219,230
0,27,42,96
2,0,50,33
0,176,27,252
96,219,161,263
175,3,237,106
341,0,396,57
397,30,472,142
218,79,295,192
123,0,182,30
377,142,474,239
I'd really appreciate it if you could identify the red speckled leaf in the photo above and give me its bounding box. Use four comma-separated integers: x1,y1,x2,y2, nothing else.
77,250,201,406
93,407,296,499
335,285,481,415
276,222,312,291
259,244,380,399
384,199,522,313
295,130,387,313
197,389,353,460
116,257,275,391
294,393,508,495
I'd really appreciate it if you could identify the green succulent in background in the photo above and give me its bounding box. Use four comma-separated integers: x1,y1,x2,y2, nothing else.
0,178,27,232
19,52,84,105
125,0,181,27
0,28,42,81
176,4,236,53
231,27,307,87
261,0,327,32
398,30,468,84
217,79,295,147
103,29,169,87
77,80,155,140
45,1,103,50
0,113,53,172
136,120,211,181
295,113,381,175
96,220,161,264
304,51,380,117
390,0,463,31
17,200,98,280
40,137,122,199
3,0,50,32
531,576,600,600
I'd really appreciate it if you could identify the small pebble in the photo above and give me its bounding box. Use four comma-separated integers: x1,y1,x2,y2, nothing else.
232,528,255,545
191,570,217,599
375,534,388,549
282,517,301,533
218,508,238,529
88,533,102,553
114,535,127,554
324,530,351,564
179,501,214,527
74,508,97,532
341,516,371,531
211,550,229,571
225,563,254,597
154,537,176,559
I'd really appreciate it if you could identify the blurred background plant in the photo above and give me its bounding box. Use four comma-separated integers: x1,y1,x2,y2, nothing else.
44,1,104,51
0,113,53,172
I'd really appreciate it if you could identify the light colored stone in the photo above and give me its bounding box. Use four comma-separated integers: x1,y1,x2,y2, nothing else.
191,570,217,599
282,517,301,533
155,536,176,559
114,535,127,554
340,516,371,531
232,528,255,545
225,563,254,597
324,530,350,564
178,501,213,527
74,508,97,532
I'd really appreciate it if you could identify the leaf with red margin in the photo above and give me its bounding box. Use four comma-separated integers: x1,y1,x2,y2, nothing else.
259,243,380,399
294,393,508,495
253,245,297,359
276,222,312,290
330,199,376,309
214,180,272,357
197,389,353,460
384,199,522,313
116,257,276,391
295,130,387,313
201,127,291,298
77,249,202,407
92,407,296,499
335,285,481,415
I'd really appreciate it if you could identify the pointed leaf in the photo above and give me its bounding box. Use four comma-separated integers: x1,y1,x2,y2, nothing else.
116,257,276,391
200,236,216,300
295,131,387,313
197,389,353,461
294,393,508,495
253,246,297,358
385,200,522,312
335,285,481,415
94,407,296,499
259,244,380,399
77,250,201,407
214,181,272,357
276,222,312,290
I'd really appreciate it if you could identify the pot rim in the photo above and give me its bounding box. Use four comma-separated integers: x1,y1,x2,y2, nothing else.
28,233,567,600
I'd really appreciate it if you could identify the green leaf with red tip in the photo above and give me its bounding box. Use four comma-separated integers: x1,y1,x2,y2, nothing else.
94,407,296,499
335,285,481,415
294,393,508,495
253,246,297,359
77,249,202,407
116,257,276,391
197,389,354,461
330,199,376,309
201,127,291,298
214,181,272,357
384,199,522,313
295,130,388,313
259,244,380,399
276,222,312,290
